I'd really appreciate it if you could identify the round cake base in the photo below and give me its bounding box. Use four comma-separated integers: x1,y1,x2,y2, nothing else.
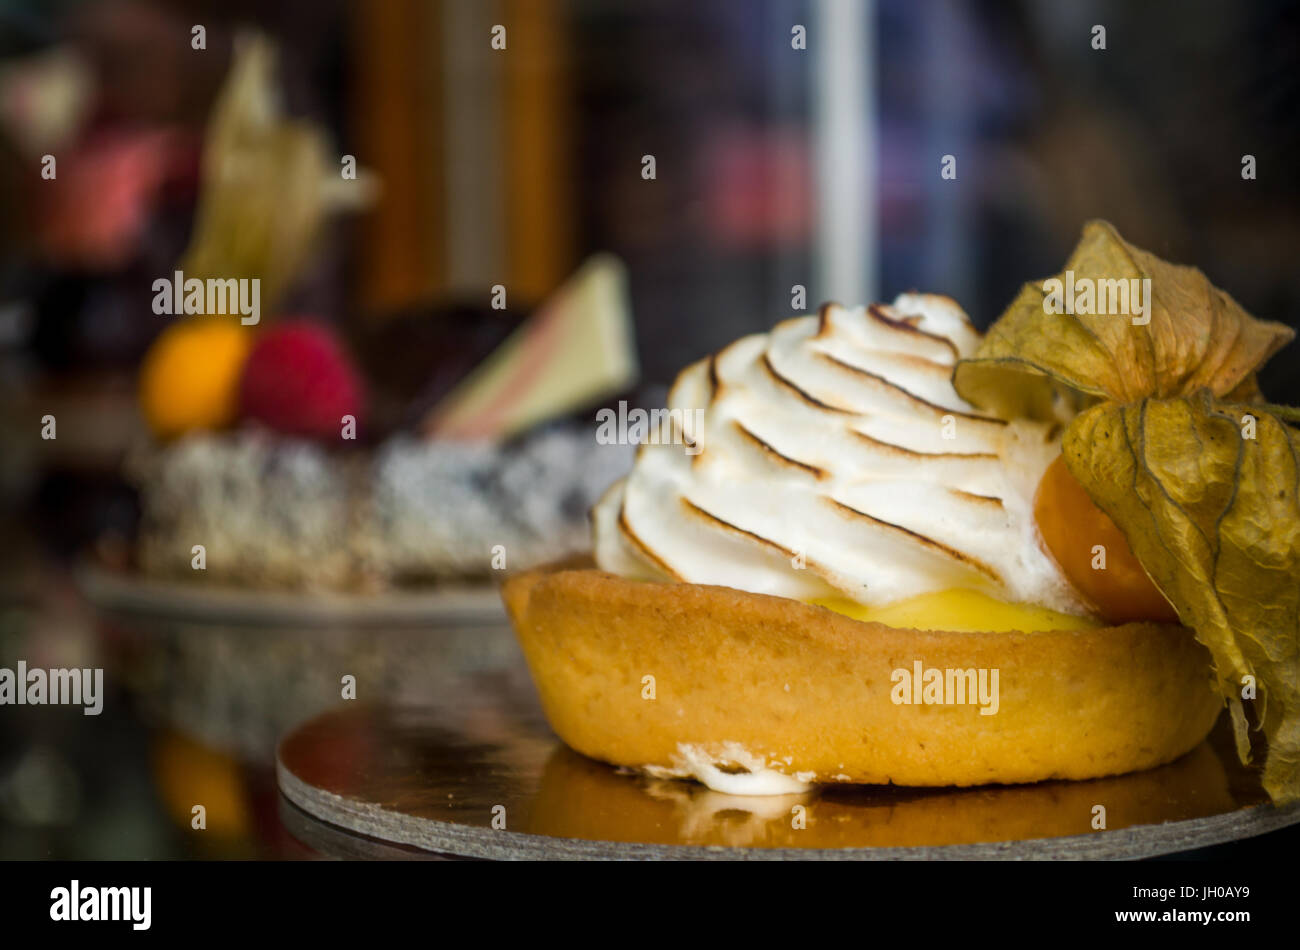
275,697,1298,860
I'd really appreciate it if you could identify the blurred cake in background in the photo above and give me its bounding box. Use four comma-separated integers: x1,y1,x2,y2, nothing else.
118,34,639,594
129,426,631,591
127,250,637,591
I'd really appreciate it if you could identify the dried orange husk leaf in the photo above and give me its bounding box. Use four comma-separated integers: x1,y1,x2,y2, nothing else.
953,220,1293,417
181,34,374,313
1063,392,1300,804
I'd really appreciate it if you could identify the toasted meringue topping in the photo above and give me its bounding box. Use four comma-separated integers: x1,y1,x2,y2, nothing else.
593,294,1089,613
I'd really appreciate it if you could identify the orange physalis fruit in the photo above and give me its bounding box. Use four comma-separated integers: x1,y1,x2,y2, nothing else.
1034,454,1178,624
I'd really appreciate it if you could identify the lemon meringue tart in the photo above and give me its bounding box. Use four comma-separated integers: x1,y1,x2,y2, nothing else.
502,294,1220,793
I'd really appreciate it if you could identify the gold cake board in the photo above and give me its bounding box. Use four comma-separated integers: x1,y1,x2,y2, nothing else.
275,693,1300,860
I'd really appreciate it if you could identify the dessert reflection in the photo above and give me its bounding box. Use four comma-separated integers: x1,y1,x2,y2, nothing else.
524,738,1238,849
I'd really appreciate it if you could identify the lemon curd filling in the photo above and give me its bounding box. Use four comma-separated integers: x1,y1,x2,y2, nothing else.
810,588,1099,633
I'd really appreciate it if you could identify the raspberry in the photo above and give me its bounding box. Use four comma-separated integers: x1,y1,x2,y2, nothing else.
238,321,366,440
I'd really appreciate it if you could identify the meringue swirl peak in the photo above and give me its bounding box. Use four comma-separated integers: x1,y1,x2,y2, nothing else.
592,294,1088,614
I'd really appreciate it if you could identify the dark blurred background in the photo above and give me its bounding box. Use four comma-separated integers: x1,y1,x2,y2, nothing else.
3,0,1297,557
3,1,1298,381
0,0,1297,858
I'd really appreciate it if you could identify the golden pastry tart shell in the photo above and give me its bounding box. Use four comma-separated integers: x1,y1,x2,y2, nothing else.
501,562,1222,787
